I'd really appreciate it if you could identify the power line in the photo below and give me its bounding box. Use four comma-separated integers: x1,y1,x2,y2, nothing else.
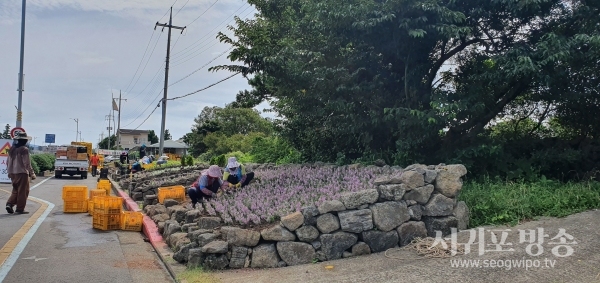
134,101,161,130
174,0,191,17
186,0,220,27
122,89,163,127
169,6,254,65
123,30,156,93
169,47,233,86
172,3,248,57
123,32,164,97
167,72,240,101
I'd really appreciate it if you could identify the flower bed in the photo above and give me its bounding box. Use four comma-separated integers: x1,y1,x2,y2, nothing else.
202,165,396,225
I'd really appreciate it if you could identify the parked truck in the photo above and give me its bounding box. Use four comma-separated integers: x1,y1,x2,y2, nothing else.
54,144,90,179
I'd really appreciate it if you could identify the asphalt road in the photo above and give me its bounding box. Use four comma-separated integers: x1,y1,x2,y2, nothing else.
0,176,173,283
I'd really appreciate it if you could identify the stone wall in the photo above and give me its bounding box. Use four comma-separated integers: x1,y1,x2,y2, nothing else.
142,163,470,270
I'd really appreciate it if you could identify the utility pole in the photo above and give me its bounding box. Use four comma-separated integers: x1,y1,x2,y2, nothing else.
71,118,79,142
155,7,185,157
114,90,127,150
15,0,26,128
105,114,113,149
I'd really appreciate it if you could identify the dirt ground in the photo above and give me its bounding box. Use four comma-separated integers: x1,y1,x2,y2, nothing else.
209,209,600,283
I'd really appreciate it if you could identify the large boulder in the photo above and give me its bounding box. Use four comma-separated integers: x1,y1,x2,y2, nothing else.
301,206,320,226
340,189,379,209
338,209,373,233
198,217,222,230
317,200,346,214
187,248,205,269
361,230,399,253
251,244,280,268
320,232,358,260
370,201,410,232
229,246,248,269
403,185,435,204
316,213,340,234
295,225,320,243
197,233,219,247
423,216,458,237
397,221,428,246
434,165,467,197
400,171,425,190
227,228,261,247
185,210,200,224
203,254,229,270
453,201,470,230
276,242,316,266
422,194,455,216
351,242,371,256
173,242,198,263
201,240,229,254
377,184,406,201
261,225,296,241
281,212,304,231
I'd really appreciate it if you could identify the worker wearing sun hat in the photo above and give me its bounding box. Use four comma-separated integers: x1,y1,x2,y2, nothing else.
188,165,226,208
5,130,36,215
223,157,254,189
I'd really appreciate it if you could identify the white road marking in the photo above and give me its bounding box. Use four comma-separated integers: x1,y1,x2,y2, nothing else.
0,177,55,280
22,256,47,262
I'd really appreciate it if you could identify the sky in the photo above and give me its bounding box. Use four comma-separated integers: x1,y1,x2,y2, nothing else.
0,0,268,146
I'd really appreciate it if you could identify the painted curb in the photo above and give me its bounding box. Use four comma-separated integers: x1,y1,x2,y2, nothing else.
109,178,163,243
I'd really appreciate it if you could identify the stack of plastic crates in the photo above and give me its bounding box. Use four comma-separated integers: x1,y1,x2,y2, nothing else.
121,211,144,232
62,185,88,213
158,185,185,204
92,196,123,230
97,179,111,196
88,189,107,215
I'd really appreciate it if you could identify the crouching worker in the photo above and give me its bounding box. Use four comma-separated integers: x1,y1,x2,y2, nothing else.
223,157,254,190
188,165,226,208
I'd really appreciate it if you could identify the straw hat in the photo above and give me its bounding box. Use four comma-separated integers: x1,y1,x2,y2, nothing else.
227,157,240,169
207,165,223,178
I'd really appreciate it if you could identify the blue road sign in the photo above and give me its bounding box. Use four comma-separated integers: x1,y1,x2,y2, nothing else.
45,134,55,144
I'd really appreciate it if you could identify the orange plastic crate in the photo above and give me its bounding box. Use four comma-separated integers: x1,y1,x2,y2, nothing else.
93,196,123,214
121,211,143,231
158,185,185,204
97,182,111,195
64,200,88,213
88,200,94,215
89,189,106,199
62,185,88,201
93,212,121,230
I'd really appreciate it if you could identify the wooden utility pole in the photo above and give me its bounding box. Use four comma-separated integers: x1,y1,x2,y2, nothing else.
155,7,185,157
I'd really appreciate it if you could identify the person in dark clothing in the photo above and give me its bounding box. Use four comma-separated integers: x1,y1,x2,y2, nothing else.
187,165,226,208
139,144,146,159
6,131,36,214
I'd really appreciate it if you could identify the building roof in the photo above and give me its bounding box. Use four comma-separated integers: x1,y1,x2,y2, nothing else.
148,140,189,149
118,129,149,135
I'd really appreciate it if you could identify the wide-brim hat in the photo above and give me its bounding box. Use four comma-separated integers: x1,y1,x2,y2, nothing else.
227,157,240,168
13,131,31,141
207,165,223,178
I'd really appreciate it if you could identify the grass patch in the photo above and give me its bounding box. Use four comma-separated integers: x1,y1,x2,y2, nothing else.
459,178,600,227
177,267,220,283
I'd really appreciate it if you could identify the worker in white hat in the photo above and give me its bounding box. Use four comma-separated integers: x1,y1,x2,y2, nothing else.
223,156,254,190
188,165,227,208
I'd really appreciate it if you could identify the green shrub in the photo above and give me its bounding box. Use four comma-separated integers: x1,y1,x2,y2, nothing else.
31,153,55,172
30,156,40,175
186,155,194,166
223,151,254,164
249,136,302,164
459,178,600,227
209,154,226,167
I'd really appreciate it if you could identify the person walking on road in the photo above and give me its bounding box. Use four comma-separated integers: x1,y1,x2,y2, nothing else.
5,131,36,215
90,153,100,177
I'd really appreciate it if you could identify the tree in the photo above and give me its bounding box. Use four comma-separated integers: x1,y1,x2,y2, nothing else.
1,124,10,139
98,135,117,150
208,0,600,179
164,129,172,140
148,130,159,144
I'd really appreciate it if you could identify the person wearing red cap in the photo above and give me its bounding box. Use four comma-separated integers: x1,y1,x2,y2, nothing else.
188,165,226,208
5,131,36,214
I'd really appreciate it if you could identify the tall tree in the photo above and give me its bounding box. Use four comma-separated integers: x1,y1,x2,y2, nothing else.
98,135,117,150
148,130,159,144
1,124,10,139
210,0,599,174
164,129,172,140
